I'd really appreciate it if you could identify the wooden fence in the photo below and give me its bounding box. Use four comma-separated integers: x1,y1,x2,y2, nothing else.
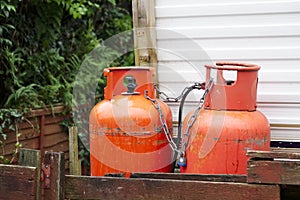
2,148,300,199
2,106,70,169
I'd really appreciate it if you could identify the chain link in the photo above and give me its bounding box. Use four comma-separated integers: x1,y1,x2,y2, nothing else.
144,80,214,159
154,83,204,102
180,79,214,157
144,91,180,153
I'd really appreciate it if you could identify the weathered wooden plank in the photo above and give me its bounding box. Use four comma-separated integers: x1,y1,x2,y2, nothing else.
65,175,279,200
44,114,68,125
44,124,65,135
0,164,37,200
45,144,70,172
5,117,37,130
68,126,81,175
130,172,247,183
43,151,65,200
44,132,68,147
5,127,40,144
247,149,300,159
27,105,66,117
21,138,40,149
271,147,300,153
247,159,300,185
44,140,69,152
19,148,41,200
3,138,39,156
19,148,41,169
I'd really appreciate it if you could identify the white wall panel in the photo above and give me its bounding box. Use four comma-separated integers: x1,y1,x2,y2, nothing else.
156,0,300,141
158,36,300,49
156,1,300,18
157,14,300,28
156,0,287,7
157,48,300,61
270,127,300,142
168,102,300,125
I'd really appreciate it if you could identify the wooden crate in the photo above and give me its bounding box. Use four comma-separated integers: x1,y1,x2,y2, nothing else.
1,148,284,200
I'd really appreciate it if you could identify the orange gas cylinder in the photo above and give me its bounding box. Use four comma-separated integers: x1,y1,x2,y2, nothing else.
180,62,270,174
89,67,173,176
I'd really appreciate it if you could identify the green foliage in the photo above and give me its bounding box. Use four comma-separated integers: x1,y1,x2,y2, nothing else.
0,1,16,47
1,0,133,109
0,0,134,165
0,109,24,164
48,0,100,18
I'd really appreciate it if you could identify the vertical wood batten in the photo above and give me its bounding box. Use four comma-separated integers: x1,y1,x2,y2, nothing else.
39,115,45,157
132,0,158,84
68,126,81,175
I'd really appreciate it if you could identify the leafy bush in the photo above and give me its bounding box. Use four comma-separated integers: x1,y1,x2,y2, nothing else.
0,0,133,164
1,0,133,108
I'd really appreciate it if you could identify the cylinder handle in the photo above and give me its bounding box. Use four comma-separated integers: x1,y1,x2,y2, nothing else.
206,62,260,71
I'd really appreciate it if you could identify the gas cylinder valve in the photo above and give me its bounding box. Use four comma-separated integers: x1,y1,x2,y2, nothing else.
125,76,136,93
122,75,139,95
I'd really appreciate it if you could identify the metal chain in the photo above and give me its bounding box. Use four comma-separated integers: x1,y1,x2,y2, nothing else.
154,83,204,102
180,79,214,157
144,80,213,157
144,91,180,153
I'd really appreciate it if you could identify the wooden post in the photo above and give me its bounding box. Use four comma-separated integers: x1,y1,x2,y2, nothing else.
43,151,65,200
132,0,158,77
19,148,41,200
68,126,81,175
19,148,41,167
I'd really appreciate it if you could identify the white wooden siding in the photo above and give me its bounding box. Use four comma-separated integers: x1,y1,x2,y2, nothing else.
155,0,300,141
